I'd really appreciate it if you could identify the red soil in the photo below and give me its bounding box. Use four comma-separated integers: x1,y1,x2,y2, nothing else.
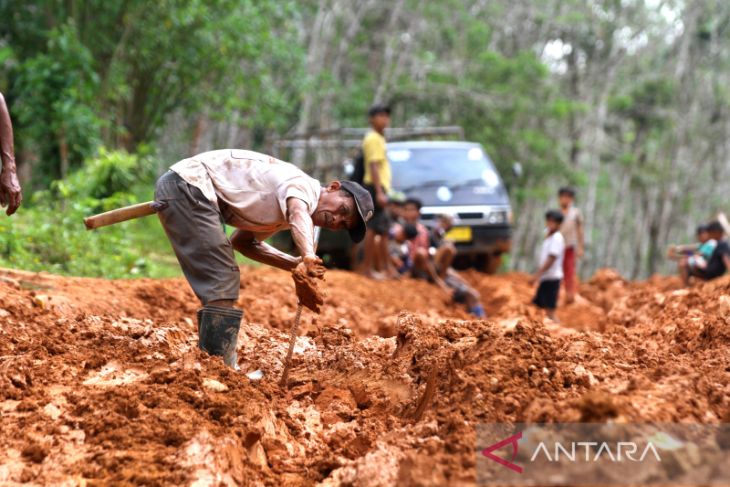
0,266,728,485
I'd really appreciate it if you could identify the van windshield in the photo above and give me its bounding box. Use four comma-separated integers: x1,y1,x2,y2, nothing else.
387,146,500,191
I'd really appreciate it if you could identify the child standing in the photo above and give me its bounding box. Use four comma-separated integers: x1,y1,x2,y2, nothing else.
533,210,566,321
558,187,584,304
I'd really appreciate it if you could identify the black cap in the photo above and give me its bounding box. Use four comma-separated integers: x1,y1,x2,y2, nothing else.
339,180,374,243
368,103,391,117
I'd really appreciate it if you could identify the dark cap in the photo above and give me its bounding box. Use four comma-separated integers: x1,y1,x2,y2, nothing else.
339,180,374,243
368,103,391,117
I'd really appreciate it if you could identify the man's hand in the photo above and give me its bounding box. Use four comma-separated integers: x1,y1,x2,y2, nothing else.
0,169,21,216
302,254,326,278
376,190,388,209
292,260,325,313
576,246,584,259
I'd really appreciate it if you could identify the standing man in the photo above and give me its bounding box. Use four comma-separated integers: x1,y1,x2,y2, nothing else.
558,187,584,304
155,149,373,367
361,104,393,279
0,92,22,215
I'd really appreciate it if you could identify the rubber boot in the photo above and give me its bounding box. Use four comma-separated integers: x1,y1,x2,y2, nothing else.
197,305,243,368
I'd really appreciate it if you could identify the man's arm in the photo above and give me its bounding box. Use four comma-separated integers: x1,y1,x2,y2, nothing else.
286,197,315,257
286,197,323,273
230,229,300,271
369,162,387,208
0,93,21,215
668,243,699,260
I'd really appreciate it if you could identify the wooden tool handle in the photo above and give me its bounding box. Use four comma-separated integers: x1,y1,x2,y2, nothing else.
84,201,157,230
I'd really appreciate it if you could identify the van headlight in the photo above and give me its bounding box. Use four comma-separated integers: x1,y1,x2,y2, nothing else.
487,211,507,224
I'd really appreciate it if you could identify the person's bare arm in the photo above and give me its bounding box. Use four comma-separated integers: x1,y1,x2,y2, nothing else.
423,258,450,295
668,243,700,260
369,162,388,208
286,197,324,273
534,255,557,282
723,254,730,273
0,93,21,215
576,215,585,258
230,229,300,271
287,197,315,257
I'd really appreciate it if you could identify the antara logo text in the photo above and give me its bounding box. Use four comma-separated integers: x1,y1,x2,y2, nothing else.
481,431,662,473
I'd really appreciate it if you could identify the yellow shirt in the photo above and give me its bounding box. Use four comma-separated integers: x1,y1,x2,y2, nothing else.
362,130,391,192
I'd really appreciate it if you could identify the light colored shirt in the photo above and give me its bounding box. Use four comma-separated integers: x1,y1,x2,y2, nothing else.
170,149,321,240
362,130,392,192
539,231,565,281
560,206,583,248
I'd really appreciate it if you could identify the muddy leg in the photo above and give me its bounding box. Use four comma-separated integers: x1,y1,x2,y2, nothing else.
434,242,456,278
679,258,690,287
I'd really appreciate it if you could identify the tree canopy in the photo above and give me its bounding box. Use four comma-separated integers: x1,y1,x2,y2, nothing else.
1,0,729,278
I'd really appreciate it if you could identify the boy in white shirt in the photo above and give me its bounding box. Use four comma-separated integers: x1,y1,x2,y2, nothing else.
532,210,566,320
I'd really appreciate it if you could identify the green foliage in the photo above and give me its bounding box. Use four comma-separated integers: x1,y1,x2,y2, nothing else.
1,0,304,178
1,0,728,280
12,22,101,186
0,150,179,278
45,148,154,206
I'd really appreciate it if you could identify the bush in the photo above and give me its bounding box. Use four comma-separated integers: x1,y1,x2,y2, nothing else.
0,149,180,278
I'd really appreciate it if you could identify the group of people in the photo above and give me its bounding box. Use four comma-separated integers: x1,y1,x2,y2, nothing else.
670,219,730,286
355,101,592,322
390,198,486,317
356,104,485,318
3,89,730,366
530,187,584,321
532,188,730,321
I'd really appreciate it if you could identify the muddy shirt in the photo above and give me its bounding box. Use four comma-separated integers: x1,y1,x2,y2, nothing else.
170,149,321,240
560,206,583,248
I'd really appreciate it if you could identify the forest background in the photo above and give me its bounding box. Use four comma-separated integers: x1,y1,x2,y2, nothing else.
1,0,727,279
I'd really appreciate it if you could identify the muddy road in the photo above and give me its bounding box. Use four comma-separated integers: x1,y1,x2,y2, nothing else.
0,267,728,485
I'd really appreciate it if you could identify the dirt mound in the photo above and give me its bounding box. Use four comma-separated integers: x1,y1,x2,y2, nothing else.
0,266,728,485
